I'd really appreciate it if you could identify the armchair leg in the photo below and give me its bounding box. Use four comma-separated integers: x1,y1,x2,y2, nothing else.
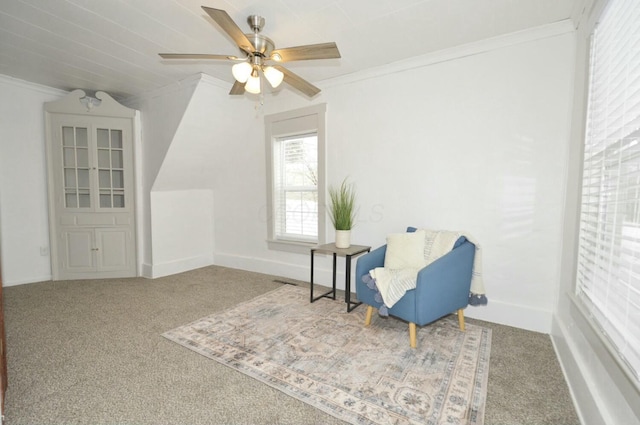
457,308,465,331
365,306,374,326
409,322,417,349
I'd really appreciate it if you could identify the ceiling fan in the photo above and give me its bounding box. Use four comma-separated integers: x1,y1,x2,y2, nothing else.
159,6,341,97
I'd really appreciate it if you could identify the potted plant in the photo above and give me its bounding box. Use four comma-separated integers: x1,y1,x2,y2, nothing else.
328,178,357,248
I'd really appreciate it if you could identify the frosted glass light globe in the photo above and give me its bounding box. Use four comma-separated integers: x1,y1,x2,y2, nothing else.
232,62,252,83
263,66,284,88
245,74,261,94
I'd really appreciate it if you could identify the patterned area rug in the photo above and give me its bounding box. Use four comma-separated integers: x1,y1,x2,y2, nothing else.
163,285,491,425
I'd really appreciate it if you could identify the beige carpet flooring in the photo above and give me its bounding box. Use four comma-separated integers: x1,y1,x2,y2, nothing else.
2,265,580,424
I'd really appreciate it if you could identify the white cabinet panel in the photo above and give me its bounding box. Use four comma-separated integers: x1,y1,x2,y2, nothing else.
58,227,133,277
63,229,94,271
96,228,129,270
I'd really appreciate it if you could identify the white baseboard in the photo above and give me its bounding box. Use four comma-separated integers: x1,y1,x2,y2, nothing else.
2,274,52,287
552,316,605,425
465,299,553,333
215,252,553,333
141,263,153,279
214,252,350,289
145,254,214,279
552,305,640,425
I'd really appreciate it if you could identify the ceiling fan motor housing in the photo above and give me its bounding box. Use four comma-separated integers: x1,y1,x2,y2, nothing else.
245,33,274,58
244,15,274,58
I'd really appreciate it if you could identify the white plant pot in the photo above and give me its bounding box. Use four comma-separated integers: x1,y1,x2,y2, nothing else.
335,230,351,249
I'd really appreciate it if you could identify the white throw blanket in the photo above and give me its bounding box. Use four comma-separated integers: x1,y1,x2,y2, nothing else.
370,230,485,308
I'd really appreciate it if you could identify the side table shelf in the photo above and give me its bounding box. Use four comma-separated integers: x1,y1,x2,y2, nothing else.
310,243,371,312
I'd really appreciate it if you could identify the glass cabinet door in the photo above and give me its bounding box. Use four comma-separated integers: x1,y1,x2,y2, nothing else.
97,128,125,209
62,126,91,208
60,125,127,211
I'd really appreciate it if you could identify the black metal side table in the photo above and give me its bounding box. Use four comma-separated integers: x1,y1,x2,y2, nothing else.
310,243,371,312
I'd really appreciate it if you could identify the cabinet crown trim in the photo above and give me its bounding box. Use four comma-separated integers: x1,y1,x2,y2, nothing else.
45,89,136,118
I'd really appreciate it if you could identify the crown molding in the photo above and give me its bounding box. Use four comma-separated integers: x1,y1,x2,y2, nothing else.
320,20,575,90
0,74,68,97
44,89,136,117
123,73,204,106
571,0,609,30
198,73,232,90
122,72,232,108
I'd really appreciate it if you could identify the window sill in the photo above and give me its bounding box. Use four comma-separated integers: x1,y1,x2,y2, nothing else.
267,239,318,255
568,292,640,397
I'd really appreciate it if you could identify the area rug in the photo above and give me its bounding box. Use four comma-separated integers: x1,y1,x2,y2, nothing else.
162,285,491,425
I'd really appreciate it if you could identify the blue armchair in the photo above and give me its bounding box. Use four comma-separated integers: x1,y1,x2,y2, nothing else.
355,228,476,348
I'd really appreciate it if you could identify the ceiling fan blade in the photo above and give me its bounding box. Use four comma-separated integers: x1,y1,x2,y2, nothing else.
201,7,254,53
229,80,245,95
159,53,238,60
274,65,321,97
271,42,341,62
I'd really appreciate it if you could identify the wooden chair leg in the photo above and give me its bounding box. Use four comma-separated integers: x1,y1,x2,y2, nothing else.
409,322,417,348
457,308,465,331
365,305,374,326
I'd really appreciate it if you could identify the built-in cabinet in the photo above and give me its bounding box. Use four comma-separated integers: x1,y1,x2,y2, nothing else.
45,90,138,280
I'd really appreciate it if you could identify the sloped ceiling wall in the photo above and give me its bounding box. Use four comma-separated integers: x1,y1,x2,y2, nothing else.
127,77,198,192
134,74,257,277
151,77,249,191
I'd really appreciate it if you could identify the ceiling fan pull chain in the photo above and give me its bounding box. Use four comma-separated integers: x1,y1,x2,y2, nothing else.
254,93,265,113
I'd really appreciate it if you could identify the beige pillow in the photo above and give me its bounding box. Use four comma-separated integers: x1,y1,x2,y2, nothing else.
384,230,427,269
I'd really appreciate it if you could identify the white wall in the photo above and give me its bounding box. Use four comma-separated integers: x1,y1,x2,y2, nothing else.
127,74,256,278
212,24,576,334
0,76,65,285
0,71,254,284
2,11,636,423
553,0,640,424
123,76,199,269
0,26,577,339
149,189,214,278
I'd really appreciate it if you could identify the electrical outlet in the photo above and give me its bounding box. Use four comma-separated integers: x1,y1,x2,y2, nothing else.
40,246,49,256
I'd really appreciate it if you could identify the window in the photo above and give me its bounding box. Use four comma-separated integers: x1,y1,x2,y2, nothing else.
576,0,640,380
265,104,326,251
274,134,318,240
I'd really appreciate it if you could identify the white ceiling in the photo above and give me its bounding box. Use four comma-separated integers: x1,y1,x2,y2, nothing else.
0,0,580,100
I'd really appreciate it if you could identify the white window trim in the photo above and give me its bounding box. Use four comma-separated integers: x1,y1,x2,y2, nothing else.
574,0,640,389
265,104,326,254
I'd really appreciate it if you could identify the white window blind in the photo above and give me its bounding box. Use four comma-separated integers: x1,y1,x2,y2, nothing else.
273,134,319,240
576,0,640,380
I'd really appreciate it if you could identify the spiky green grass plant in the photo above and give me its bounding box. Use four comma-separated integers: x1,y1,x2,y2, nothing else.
328,178,357,230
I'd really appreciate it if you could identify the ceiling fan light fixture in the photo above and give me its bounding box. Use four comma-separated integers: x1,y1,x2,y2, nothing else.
161,8,340,97
245,72,261,94
263,66,284,88
232,62,253,83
